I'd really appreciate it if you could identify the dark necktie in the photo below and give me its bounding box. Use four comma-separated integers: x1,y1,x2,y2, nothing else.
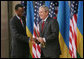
42,21,45,32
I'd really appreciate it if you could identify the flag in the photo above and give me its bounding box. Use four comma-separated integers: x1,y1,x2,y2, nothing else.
32,1,44,58
57,1,71,58
69,1,79,58
26,1,34,58
21,1,27,16
57,1,83,58
77,1,83,58
45,1,59,19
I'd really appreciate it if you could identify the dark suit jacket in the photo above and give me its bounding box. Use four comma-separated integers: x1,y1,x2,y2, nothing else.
10,15,29,58
39,17,61,58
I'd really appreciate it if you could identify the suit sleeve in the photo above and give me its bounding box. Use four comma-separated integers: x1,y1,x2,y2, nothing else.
45,19,59,42
10,19,29,43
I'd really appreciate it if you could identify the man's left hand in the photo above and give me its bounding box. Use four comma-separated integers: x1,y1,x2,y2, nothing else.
37,37,44,43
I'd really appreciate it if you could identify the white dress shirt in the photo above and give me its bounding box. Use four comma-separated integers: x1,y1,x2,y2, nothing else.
42,15,49,42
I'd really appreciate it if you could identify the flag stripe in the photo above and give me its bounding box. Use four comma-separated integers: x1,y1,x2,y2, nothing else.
73,15,77,49
32,1,44,58
69,1,78,58
32,44,37,58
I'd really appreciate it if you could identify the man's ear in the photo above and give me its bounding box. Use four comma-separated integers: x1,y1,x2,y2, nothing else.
15,10,18,13
46,11,49,15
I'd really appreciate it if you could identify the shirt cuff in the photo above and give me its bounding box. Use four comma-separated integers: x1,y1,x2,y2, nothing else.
43,38,46,42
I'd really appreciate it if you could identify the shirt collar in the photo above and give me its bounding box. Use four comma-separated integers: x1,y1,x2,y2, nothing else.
42,15,49,22
16,14,21,20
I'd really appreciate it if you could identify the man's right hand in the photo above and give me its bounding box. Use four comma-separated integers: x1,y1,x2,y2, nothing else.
32,38,40,45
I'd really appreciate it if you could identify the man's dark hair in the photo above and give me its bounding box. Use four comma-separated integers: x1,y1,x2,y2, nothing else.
15,4,23,10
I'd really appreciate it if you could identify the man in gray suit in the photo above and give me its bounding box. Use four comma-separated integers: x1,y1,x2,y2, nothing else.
37,5,61,58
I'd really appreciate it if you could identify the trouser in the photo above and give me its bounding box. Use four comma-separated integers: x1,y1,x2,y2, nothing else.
41,50,60,58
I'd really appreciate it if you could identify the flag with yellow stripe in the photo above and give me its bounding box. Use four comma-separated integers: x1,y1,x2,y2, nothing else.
26,1,34,58
77,1,83,58
57,1,71,58
57,1,83,58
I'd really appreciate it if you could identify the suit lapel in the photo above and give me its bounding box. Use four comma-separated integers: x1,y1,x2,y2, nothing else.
16,16,25,30
39,17,50,37
42,17,49,35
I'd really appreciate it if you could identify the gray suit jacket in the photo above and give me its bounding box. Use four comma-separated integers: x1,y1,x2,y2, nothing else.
39,17,61,57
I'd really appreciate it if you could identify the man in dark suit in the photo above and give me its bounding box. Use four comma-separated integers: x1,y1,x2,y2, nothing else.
10,4,29,58
37,5,61,58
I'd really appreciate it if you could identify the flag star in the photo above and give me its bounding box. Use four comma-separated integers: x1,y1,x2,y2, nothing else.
40,4,41,6
34,13,36,15
35,9,36,11
73,1,75,4
71,11,73,14
49,9,51,11
35,6,37,8
37,11,39,13
34,17,36,19
35,2,37,4
37,14,39,17
51,3,53,4
22,1,24,3
74,11,76,13
76,3,78,6
50,14,52,17
72,4,74,7
53,4,54,6
54,12,55,14
37,16,39,18
38,3,39,5
24,7,25,8
75,7,77,9
37,18,38,20
52,8,54,10
50,5,52,8
51,11,53,13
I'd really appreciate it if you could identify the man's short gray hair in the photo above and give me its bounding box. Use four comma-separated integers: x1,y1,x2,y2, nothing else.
39,5,49,12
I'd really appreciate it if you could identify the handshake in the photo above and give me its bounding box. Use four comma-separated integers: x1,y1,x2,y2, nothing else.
32,38,40,45
31,37,46,48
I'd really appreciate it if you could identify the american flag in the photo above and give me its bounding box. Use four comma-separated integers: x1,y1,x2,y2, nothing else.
32,1,44,58
69,1,78,58
49,1,59,19
21,1,27,16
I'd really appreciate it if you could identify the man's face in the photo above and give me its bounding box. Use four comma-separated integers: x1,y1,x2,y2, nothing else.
15,7,24,17
39,8,48,20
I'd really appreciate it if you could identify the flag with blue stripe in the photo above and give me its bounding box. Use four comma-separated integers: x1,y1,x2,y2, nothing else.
26,1,34,58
